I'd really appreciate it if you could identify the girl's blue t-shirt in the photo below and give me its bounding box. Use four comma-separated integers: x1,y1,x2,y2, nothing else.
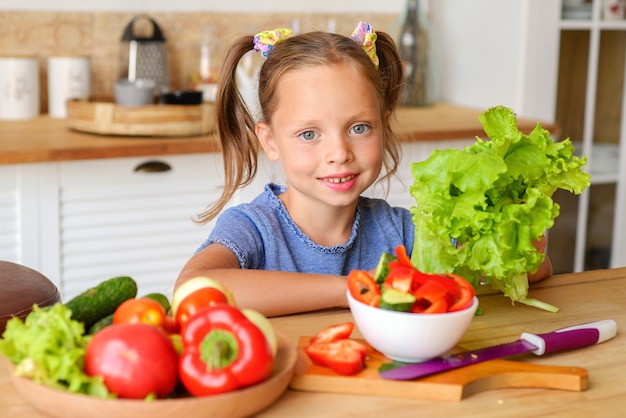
198,183,415,274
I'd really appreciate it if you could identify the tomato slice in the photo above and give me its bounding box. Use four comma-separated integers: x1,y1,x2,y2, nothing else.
309,322,355,345
304,339,367,375
347,270,381,307
324,346,366,375
304,341,335,366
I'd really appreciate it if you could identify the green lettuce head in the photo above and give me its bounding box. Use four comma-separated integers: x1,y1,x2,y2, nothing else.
409,105,591,312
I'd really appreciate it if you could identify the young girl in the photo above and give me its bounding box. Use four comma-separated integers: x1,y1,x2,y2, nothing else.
176,22,551,317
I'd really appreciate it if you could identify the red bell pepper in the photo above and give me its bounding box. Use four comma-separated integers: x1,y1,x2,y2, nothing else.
447,273,476,312
411,297,449,313
410,279,450,313
347,270,381,307
178,305,274,396
394,244,413,268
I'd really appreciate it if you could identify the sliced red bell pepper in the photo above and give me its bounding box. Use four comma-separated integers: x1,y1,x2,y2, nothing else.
347,270,381,307
178,305,274,396
412,279,449,301
414,274,462,306
394,244,413,268
304,339,367,375
411,296,449,313
447,273,476,312
309,322,354,345
410,279,450,313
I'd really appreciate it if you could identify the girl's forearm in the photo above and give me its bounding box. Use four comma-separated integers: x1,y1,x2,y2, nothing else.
176,268,349,317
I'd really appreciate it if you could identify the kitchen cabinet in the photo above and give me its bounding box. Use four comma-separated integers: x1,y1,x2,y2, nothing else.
0,164,51,270
549,0,626,273
53,154,225,299
0,166,20,263
1,154,274,301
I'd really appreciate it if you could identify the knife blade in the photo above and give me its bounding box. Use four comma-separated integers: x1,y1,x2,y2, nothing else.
379,319,617,381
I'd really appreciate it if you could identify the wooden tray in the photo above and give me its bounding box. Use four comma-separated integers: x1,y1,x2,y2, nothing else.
290,337,588,401
7,330,296,418
66,99,215,137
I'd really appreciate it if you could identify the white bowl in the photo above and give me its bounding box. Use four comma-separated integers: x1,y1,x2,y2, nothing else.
114,79,155,106
347,290,478,363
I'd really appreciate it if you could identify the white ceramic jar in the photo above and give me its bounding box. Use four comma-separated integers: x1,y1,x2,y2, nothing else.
0,57,39,120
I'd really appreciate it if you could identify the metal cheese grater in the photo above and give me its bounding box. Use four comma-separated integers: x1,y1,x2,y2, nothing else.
119,15,171,94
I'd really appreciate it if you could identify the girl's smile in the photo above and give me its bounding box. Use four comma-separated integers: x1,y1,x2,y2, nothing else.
319,173,359,191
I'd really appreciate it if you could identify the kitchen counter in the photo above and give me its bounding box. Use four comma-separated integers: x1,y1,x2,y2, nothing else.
1,267,624,417
0,103,557,165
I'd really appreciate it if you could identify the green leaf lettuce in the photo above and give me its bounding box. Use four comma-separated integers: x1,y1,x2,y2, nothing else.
409,105,591,312
0,303,110,397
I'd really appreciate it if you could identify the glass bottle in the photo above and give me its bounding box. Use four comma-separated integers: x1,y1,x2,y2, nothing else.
190,24,220,101
398,0,430,106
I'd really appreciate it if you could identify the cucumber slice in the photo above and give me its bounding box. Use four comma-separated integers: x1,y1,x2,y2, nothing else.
379,288,416,312
373,251,395,285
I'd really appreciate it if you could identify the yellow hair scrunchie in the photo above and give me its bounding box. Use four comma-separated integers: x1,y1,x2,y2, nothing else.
253,28,293,58
350,21,379,69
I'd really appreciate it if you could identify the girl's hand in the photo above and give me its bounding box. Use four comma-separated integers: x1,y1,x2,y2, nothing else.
528,235,552,283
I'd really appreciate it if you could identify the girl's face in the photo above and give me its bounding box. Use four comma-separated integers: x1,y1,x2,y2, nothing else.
256,62,386,212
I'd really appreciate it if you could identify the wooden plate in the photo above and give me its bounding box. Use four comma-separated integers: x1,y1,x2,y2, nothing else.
9,330,296,418
66,99,215,137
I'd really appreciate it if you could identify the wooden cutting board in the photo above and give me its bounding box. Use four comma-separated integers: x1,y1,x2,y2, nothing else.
289,337,589,401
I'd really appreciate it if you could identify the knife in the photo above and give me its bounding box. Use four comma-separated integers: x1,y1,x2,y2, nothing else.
379,319,617,381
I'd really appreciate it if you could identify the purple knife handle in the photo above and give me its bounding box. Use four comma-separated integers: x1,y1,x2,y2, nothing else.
521,319,617,355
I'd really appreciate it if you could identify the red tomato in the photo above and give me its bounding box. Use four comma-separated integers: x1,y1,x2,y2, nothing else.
176,286,229,326
163,315,181,335
85,323,178,399
113,297,167,328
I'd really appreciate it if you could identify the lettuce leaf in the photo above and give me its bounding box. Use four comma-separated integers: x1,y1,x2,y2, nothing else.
0,304,110,397
409,105,591,312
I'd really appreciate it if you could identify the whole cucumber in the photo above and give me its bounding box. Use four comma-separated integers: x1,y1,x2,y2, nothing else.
87,313,113,335
142,292,171,314
64,276,137,330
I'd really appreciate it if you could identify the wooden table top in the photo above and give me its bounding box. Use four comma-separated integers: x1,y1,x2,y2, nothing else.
0,103,557,165
1,267,624,417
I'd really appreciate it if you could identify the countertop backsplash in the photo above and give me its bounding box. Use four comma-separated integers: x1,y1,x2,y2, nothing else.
0,11,398,112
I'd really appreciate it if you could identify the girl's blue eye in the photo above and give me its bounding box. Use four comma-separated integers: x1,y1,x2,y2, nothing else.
351,124,369,135
300,131,317,141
